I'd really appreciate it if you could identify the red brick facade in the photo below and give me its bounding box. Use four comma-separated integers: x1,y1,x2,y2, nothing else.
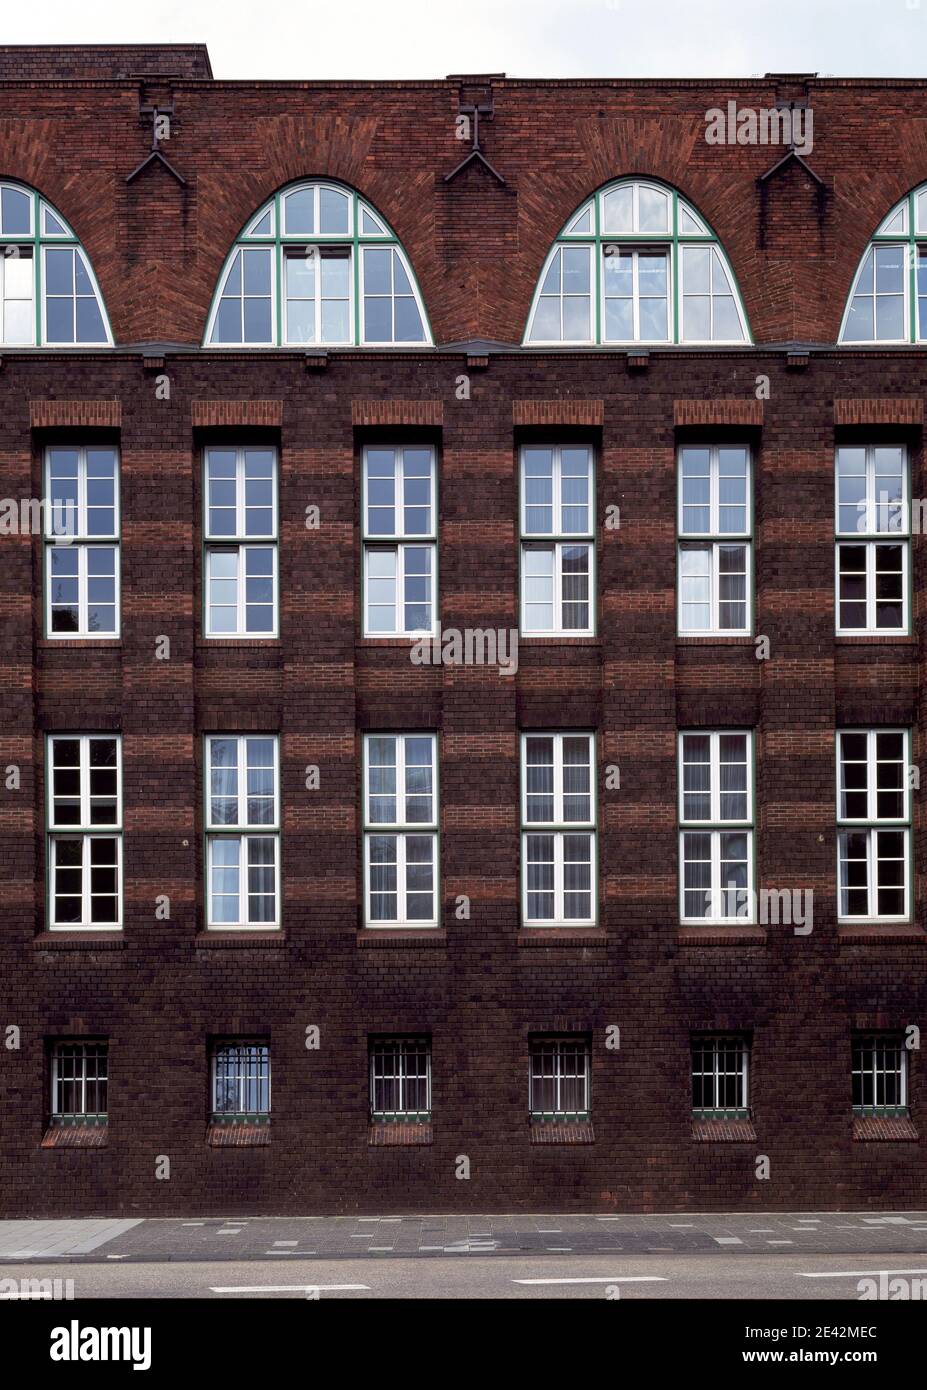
0,49,926,1215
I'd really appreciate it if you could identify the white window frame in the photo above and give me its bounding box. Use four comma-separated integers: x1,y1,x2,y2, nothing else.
210,1041,271,1116
204,445,279,639
47,733,123,932
362,733,438,928
205,734,281,931
361,445,437,638
837,728,910,923
677,444,751,636
835,541,909,637
40,245,112,348
520,731,597,927
678,730,754,924
839,243,910,347
835,444,909,636
283,243,353,347
0,246,35,345
602,245,671,344
44,445,121,639
519,444,595,637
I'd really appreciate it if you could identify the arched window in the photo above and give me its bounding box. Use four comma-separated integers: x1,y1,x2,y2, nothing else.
840,185,927,344
524,178,750,346
0,181,112,346
205,180,431,347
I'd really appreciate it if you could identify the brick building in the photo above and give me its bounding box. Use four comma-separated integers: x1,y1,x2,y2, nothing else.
1,46,926,1215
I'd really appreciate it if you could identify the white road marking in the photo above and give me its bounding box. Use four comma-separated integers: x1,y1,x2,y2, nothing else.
713,1237,743,1245
799,1267,927,1279
212,1284,369,1294
273,1241,298,1247
513,1276,666,1286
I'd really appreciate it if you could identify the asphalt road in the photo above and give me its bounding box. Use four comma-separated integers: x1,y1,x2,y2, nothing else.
2,1250,926,1298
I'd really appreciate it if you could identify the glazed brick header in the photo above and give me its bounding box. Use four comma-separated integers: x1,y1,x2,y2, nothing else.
191,399,283,428
3,56,927,347
30,399,121,429
513,400,604,427
351,400,443,427
833,398,924,426
674,399,764,427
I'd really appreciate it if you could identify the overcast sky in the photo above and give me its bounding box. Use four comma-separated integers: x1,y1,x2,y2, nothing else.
2,0,925,79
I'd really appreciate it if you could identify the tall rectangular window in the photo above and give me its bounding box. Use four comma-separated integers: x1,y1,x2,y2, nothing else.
47,735,121,930
603,247,669,342
691,1034,749,1117
205,735,280,929
852,1033,908,1117
521,732,596,925
679,730,753,921
51,1040,108,1122
204,446,278,637
44,446,119,637
836,445,908,634
369,1037,431,1123
837,729,910,921
362,445,436,636
520,445,594,635
363,734,438,927
678,444,751,634
529,1037,591,1122
211,1041,271,1120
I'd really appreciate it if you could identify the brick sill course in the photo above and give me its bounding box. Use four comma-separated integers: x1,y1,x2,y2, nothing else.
35,932,124,949
41,1123,108,1149
838,923,925,944
678,925,767,946
853,1115,918,1142
517,929,607,947
37,638,121,650
357,929,446,947
691,1117,757,1142
368,1123,433,1146
195,932,286,947
530,1123,595,1145
206,1122,270,1147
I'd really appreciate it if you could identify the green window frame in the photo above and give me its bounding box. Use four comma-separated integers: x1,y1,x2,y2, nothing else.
0,180,112,346
840,185,927,344
204,180,432,348
524,178,751,347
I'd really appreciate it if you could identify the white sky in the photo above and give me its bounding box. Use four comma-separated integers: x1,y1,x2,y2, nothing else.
1,0,924,79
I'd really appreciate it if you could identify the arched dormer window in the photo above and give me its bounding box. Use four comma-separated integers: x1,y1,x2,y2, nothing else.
0,181,112,346
204,180,432,347
524,178,750,346
840,186,927,344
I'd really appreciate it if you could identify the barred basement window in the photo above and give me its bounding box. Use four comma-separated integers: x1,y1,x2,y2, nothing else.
362,445,436,637
521,732,596,926
363,734,438,927
44,446,120,637
679,731,753,922
0,180,112,346
206,735,280,929
529,1037,590,1123
852,1034,908,1116
204,446,278,637
837,729,910,921
678,444,751,634
520,444,595,635
205,180,431,347
51,1041,108,1121
839,184,927,343
211,1041,271,1121
691,1034,749,1118
369,1037,431,1123
835,445,908,635
524,178,750,346
47,735,122,930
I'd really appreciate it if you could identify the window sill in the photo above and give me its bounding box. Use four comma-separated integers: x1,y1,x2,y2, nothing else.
676,635,753,645
195,638,281,649
519,636,601,646
355,637,421,648
38,638,120,649
206,1121,270,1147
368,1123,433,1146
530,1122,595,1145
357,929,446,947
691,1117,756,1142
835,635,915,645
517,928,606,947
35,931,124,949
852,1115,918,1142
41,1122,108,1149
678,925,767,946
195,931,286,947
837,923,924,944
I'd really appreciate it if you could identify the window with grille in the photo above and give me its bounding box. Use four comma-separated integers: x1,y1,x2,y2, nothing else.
691,1034,750,1118
529,1037,590,1123
521,732,596,925
369,1037,431,1123
837,729,910,921
852,1034,908,1117
51,1041,108,1123
211,1041,271,1121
